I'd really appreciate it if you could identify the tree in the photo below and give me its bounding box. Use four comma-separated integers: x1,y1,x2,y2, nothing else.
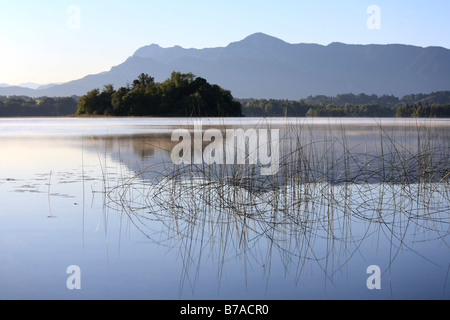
111,87,131,116
133,73,155,90
76,89,100,115
99,85,115,115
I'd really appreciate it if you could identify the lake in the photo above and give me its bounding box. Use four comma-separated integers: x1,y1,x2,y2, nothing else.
0,117,449,300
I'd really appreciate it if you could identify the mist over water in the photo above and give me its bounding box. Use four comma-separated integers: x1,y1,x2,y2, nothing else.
0,117,448,300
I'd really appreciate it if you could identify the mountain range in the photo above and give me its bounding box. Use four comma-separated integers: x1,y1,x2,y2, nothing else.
0,82,63,90
1,33,449,99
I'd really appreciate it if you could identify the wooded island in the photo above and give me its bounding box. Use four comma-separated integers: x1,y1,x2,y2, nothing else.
76,72,242,117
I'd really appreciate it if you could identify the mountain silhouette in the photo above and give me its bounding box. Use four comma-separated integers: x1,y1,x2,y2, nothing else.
1,33,449,99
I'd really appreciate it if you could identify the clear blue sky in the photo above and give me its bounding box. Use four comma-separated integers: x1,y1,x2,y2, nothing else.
1,0,449,85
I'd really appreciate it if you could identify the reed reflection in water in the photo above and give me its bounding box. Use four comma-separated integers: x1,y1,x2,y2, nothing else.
101,118,450,298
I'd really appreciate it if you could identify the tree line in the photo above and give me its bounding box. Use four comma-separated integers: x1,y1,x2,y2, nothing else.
239,91,450,118
1,79,450,118
0,96,78,117
76,72,242,117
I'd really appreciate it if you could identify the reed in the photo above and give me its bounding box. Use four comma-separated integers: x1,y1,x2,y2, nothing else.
104,118,450,295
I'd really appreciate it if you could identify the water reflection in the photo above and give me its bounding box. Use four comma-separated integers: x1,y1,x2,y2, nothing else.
86,118,450,184
0,118,449,299
87,119,449,298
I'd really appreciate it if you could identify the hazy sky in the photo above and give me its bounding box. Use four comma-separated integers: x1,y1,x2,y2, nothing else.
1,0,449,85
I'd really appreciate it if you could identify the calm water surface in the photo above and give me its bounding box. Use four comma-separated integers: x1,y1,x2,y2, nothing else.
0,117,449,300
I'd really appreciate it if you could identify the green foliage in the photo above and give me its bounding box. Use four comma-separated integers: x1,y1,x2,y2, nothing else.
76,72,243,117
241,99,396,117
396,103,450,118
240,99,310,117
301,93,400,108
400,91,450,106
305,104,396,118
240,91,450,118
1,89,449,118
0,96,78,117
